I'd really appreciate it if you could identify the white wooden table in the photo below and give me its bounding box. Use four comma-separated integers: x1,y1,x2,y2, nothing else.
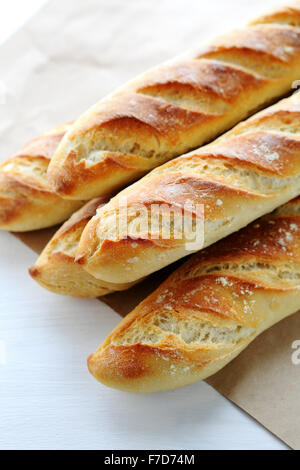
0,0,287,450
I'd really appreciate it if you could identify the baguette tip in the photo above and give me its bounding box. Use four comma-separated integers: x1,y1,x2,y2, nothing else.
28,265,40,279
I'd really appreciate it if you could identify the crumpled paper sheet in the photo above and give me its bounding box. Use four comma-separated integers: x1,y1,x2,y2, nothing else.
1,0,300,449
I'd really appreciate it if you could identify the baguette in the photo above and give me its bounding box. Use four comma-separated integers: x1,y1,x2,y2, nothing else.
29,197,133,297
0,123,83,231
76,92,300,285
88,196,300,392
48,2,300,200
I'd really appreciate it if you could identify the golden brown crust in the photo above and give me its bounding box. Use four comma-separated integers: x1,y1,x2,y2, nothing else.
198,131,300,176
250,4,300,27
76,92,300,285
56,197,107,236
48,2,300,200
88,197,300,392
0,123,83,231
197,24,300,70
29,197,134,297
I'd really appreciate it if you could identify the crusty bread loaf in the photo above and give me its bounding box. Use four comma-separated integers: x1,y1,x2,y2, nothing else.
250,2,300,26
29,197,133,297
48,2,300,200
0,123,83,231
76,92,300,285
88,196,300,392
